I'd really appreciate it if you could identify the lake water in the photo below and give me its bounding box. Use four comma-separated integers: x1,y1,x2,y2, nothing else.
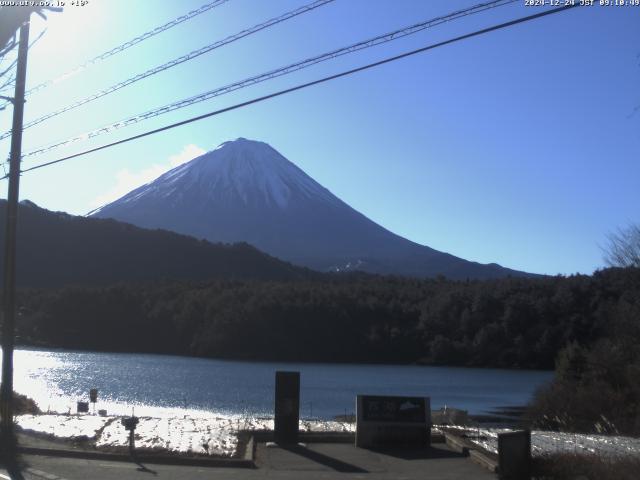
12,347,553,419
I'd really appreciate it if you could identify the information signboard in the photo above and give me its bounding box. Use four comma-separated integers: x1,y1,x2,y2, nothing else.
356,395,430,449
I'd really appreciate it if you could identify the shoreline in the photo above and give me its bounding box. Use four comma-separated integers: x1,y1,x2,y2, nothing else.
12,344,556,372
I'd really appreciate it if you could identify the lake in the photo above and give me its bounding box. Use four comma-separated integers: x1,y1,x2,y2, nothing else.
11,347,553,419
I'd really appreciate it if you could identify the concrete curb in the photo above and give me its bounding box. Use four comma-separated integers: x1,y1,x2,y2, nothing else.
469,449,498,473
17,431,453,471
443,432,470,455
243,436,255,462
250,430,355,443
442,431,499,474
17,443,256,469
249,431,443,444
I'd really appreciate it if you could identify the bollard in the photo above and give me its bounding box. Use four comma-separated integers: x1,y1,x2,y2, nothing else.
498,430,531,480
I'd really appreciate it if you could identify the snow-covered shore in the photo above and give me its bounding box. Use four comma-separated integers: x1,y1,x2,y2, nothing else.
17,413,640,459
442,425,640,458
16,414,355,457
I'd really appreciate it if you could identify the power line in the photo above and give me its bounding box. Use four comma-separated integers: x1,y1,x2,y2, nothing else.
4,2,580,181
0,0,335,139
0,0,230,111
29,0,230,95
17,0,517,159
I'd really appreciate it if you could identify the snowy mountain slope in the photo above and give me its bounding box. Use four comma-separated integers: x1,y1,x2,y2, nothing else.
90,138,531,279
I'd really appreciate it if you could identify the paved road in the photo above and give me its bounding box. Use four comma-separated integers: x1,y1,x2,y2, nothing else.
6,443,495,480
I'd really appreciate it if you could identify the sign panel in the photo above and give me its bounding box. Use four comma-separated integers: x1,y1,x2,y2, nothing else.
361,396,427,423
356,395,431,449
121,416,139,431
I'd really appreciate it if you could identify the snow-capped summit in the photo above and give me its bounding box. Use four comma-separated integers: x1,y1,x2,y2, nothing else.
162,137,338,209
93,138,338,214
91,138,530,279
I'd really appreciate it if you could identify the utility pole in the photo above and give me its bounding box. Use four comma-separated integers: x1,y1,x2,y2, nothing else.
1,18,30,453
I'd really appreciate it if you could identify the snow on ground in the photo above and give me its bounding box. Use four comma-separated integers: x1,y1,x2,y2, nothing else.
16,414,110,439
529,431,640,457
18,414,638,459
441,425,640,458
16,414,355,457
96,416,239,456
301,419,355,433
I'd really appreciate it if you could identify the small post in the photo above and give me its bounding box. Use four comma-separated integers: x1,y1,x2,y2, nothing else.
89,388,97,415
129,429,134,455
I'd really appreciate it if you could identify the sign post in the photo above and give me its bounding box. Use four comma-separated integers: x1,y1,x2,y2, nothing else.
274,371,300,444
121,416,140,460
90,388,98,414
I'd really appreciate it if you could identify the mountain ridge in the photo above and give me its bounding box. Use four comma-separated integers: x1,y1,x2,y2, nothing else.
0,199,310,288
91,138,534,280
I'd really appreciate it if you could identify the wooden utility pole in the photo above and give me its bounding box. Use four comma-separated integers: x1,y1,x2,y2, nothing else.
1,18,30,452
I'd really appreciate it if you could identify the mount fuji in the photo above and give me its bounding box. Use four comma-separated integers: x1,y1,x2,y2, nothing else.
90,138,530,279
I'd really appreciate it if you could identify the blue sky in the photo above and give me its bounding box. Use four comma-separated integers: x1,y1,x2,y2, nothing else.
0,0,638,276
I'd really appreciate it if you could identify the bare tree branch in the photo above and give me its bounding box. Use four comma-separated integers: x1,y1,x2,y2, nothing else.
0,73,15,90
0,56,18,80
1,23,45,75
603,224,640,268
0,38,16,59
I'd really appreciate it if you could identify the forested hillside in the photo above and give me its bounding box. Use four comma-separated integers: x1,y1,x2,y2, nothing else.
0,200,310,287
16,267,639,370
